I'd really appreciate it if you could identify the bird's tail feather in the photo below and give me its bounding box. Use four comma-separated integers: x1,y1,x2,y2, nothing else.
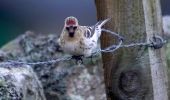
95,18,111,28
90,18,111,40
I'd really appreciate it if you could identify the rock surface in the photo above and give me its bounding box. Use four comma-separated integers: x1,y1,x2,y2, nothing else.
0,63,46,100
0,31,106,100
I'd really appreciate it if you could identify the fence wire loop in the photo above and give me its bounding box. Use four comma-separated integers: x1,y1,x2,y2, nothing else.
149,35,167,49
0,29,168,66
100,29,123,53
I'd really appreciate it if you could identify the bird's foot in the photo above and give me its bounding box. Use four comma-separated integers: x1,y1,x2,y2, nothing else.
89,55,96,65
72,55,84,65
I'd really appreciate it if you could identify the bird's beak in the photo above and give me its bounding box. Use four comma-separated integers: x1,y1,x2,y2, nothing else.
68,27,75,37
69,28,74,33
69,32,74,37
66,26,77,37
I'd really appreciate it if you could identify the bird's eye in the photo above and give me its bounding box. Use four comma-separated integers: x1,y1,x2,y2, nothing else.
66,27,69,31
73,26,77,30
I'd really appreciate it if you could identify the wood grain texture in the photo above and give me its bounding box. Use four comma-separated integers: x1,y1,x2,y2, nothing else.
95,0,169,100
143,0,169,100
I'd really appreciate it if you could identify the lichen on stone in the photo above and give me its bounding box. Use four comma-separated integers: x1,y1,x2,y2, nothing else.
1,31,106,100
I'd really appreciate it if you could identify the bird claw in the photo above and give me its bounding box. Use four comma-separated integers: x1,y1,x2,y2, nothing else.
72,55,84,65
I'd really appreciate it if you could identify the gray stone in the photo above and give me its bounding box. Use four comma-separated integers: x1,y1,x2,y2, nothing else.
1,31,106,100
0,64,46,100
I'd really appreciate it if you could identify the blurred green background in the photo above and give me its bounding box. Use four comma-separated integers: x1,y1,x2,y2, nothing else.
0,0,169,47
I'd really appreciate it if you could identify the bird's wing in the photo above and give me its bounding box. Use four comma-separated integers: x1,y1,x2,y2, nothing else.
83,18,111,39
83,26,95,38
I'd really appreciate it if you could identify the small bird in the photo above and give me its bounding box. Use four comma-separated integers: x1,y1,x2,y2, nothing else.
58,16,110,62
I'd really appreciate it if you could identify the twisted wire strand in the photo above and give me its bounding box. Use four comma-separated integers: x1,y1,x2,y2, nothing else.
0,56,72,66
0,29,167,66
100,28,123,53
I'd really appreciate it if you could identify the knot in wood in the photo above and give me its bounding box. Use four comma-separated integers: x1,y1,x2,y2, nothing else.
119,71,140,95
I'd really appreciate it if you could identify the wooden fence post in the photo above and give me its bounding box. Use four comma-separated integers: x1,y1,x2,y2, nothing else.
95,0,169,100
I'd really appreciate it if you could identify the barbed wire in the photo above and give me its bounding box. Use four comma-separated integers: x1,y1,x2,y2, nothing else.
0,28,167,66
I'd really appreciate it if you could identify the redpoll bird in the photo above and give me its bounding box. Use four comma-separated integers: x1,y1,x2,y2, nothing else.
58,16,110,61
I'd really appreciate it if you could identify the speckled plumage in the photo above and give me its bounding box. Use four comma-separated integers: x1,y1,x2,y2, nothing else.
58,16,110,57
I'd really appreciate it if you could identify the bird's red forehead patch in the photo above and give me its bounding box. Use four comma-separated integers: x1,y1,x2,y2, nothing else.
66,19,76,25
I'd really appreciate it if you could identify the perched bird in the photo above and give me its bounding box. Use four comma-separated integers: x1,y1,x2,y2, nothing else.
58,16,110,61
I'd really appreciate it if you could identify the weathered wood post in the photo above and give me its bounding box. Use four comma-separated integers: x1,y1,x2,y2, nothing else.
95,0,169,100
